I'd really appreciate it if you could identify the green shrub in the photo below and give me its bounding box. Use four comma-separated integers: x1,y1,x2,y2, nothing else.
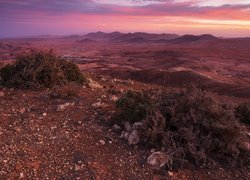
235,103,250,125
0,49,86,89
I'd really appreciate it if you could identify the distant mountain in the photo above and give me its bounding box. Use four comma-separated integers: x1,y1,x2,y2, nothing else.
77,38,96,43
83,31,123,41
83,31,179,42
171,34,219,43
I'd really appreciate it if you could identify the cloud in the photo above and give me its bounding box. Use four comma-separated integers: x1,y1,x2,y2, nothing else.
0,0,250,22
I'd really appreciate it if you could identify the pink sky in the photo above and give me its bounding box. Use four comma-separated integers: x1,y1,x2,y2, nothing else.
1,0,250,37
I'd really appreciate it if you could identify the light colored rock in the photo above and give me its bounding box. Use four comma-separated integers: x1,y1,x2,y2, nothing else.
57,102,75,112
19,172,24,179
92,99,107,108
123,132,129,140
111,95,118,102
124,121,132,131
99,140,105,145
242,142,250,151
42,113,47,116
168,171,174,177
92,102,104,108
150,148,156,153
19,108,26,114
112,124,121,132
147,152,169,168
88,79,103,89
75,165,81,171
128,130,140,145
0,91,4,97
132,122,145,130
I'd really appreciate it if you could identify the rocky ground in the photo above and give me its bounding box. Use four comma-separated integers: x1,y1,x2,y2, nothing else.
0,74,249,179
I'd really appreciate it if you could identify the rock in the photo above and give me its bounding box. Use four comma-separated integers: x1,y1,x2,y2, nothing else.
19,172,24,179
18,108,26,114
75,165,81,171
124,121,132,131
242,142,250,151
0,91,4,97
147,152,169,168
123,132,129,140
99,140,105,145
92,101,106,108
42,113,47,116
247,132,250,138
112,124,121,132
88,79,103,89
128,130,140,145
127,79,134,85
111,95,118,102
132,122,145,130
57,102,75,112
168,171,174,177
151,148,156,153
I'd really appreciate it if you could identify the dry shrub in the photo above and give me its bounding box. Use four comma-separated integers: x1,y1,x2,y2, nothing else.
0,49,86,89
114,87,247,167
235,103,250,125
115,90,151,124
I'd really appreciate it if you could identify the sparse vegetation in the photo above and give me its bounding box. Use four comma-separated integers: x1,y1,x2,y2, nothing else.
0,49,86,89
115,90,151,124
114,87,248,168
235,103,250,125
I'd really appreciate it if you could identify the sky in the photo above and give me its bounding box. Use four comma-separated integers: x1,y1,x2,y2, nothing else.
0,0,250,38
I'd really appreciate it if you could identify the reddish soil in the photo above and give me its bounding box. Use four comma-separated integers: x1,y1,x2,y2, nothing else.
1,35,250,100
0,74,249,179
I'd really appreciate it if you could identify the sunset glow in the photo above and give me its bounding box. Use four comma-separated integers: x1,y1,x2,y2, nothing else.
1,0,250,37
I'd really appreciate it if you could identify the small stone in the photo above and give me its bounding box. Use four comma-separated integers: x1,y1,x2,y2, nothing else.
57,102,75,112
147,152,169,168
124,121,132,131
92,102,105,108
42,113,47,116
75,165,81,171
112,124,121,132
132,122,145,130
14,127,21,132
19,172,24,179
99,140,105,145
123,132,129,140
0,91,4,97
151,148,156,153
111,95,118,102
128,130,140,145
168,171,174,177
19,108,26,114
88,79,103,89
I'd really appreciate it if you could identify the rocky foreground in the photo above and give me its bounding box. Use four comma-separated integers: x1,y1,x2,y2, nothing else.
0,74,249,179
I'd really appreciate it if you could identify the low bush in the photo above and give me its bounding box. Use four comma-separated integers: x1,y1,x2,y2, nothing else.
115,90,151,124
0,49,86,89
235,103,250,125
114,87,247,167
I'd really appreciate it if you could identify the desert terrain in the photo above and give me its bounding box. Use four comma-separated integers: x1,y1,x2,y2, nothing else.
1,32,250,99
0,32,250,179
